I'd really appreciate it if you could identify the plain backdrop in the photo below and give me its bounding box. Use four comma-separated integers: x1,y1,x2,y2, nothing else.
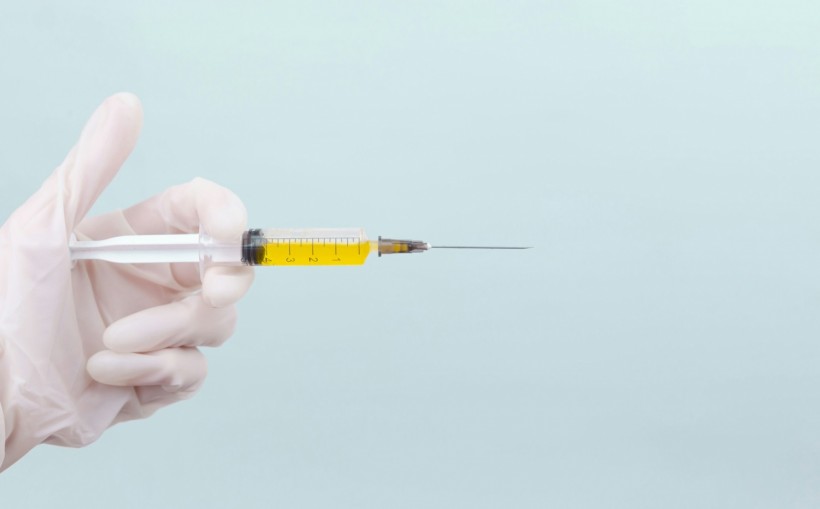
2,1,820,508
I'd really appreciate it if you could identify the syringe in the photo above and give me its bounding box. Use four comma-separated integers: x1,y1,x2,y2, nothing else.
69,228,530,269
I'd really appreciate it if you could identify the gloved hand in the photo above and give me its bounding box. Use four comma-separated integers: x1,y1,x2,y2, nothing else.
0,93,254,471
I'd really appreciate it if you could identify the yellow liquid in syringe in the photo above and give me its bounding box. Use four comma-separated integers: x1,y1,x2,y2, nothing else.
259,238,372,266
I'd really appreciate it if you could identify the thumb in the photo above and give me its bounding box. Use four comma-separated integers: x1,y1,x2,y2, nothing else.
48,93,144,230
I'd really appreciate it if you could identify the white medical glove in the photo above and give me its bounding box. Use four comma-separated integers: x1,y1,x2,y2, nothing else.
0,93,254,471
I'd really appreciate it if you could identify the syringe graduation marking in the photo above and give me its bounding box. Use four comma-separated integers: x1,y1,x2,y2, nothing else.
254,234,369,266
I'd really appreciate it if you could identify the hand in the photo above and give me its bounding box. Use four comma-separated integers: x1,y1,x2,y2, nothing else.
0,93,254,470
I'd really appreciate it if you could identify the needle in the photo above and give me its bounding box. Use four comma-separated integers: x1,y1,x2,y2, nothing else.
431,245,532,250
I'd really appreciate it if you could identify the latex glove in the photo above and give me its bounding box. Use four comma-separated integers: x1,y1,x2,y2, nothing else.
0,93,254,471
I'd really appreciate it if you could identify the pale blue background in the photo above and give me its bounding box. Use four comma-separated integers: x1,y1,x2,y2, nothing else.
2,1,820,507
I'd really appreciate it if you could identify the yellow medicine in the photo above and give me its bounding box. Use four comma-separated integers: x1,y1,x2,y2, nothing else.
260,237,372,266
242,228,428,267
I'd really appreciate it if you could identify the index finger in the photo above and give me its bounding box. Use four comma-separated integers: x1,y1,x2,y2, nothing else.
123,177,247,240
